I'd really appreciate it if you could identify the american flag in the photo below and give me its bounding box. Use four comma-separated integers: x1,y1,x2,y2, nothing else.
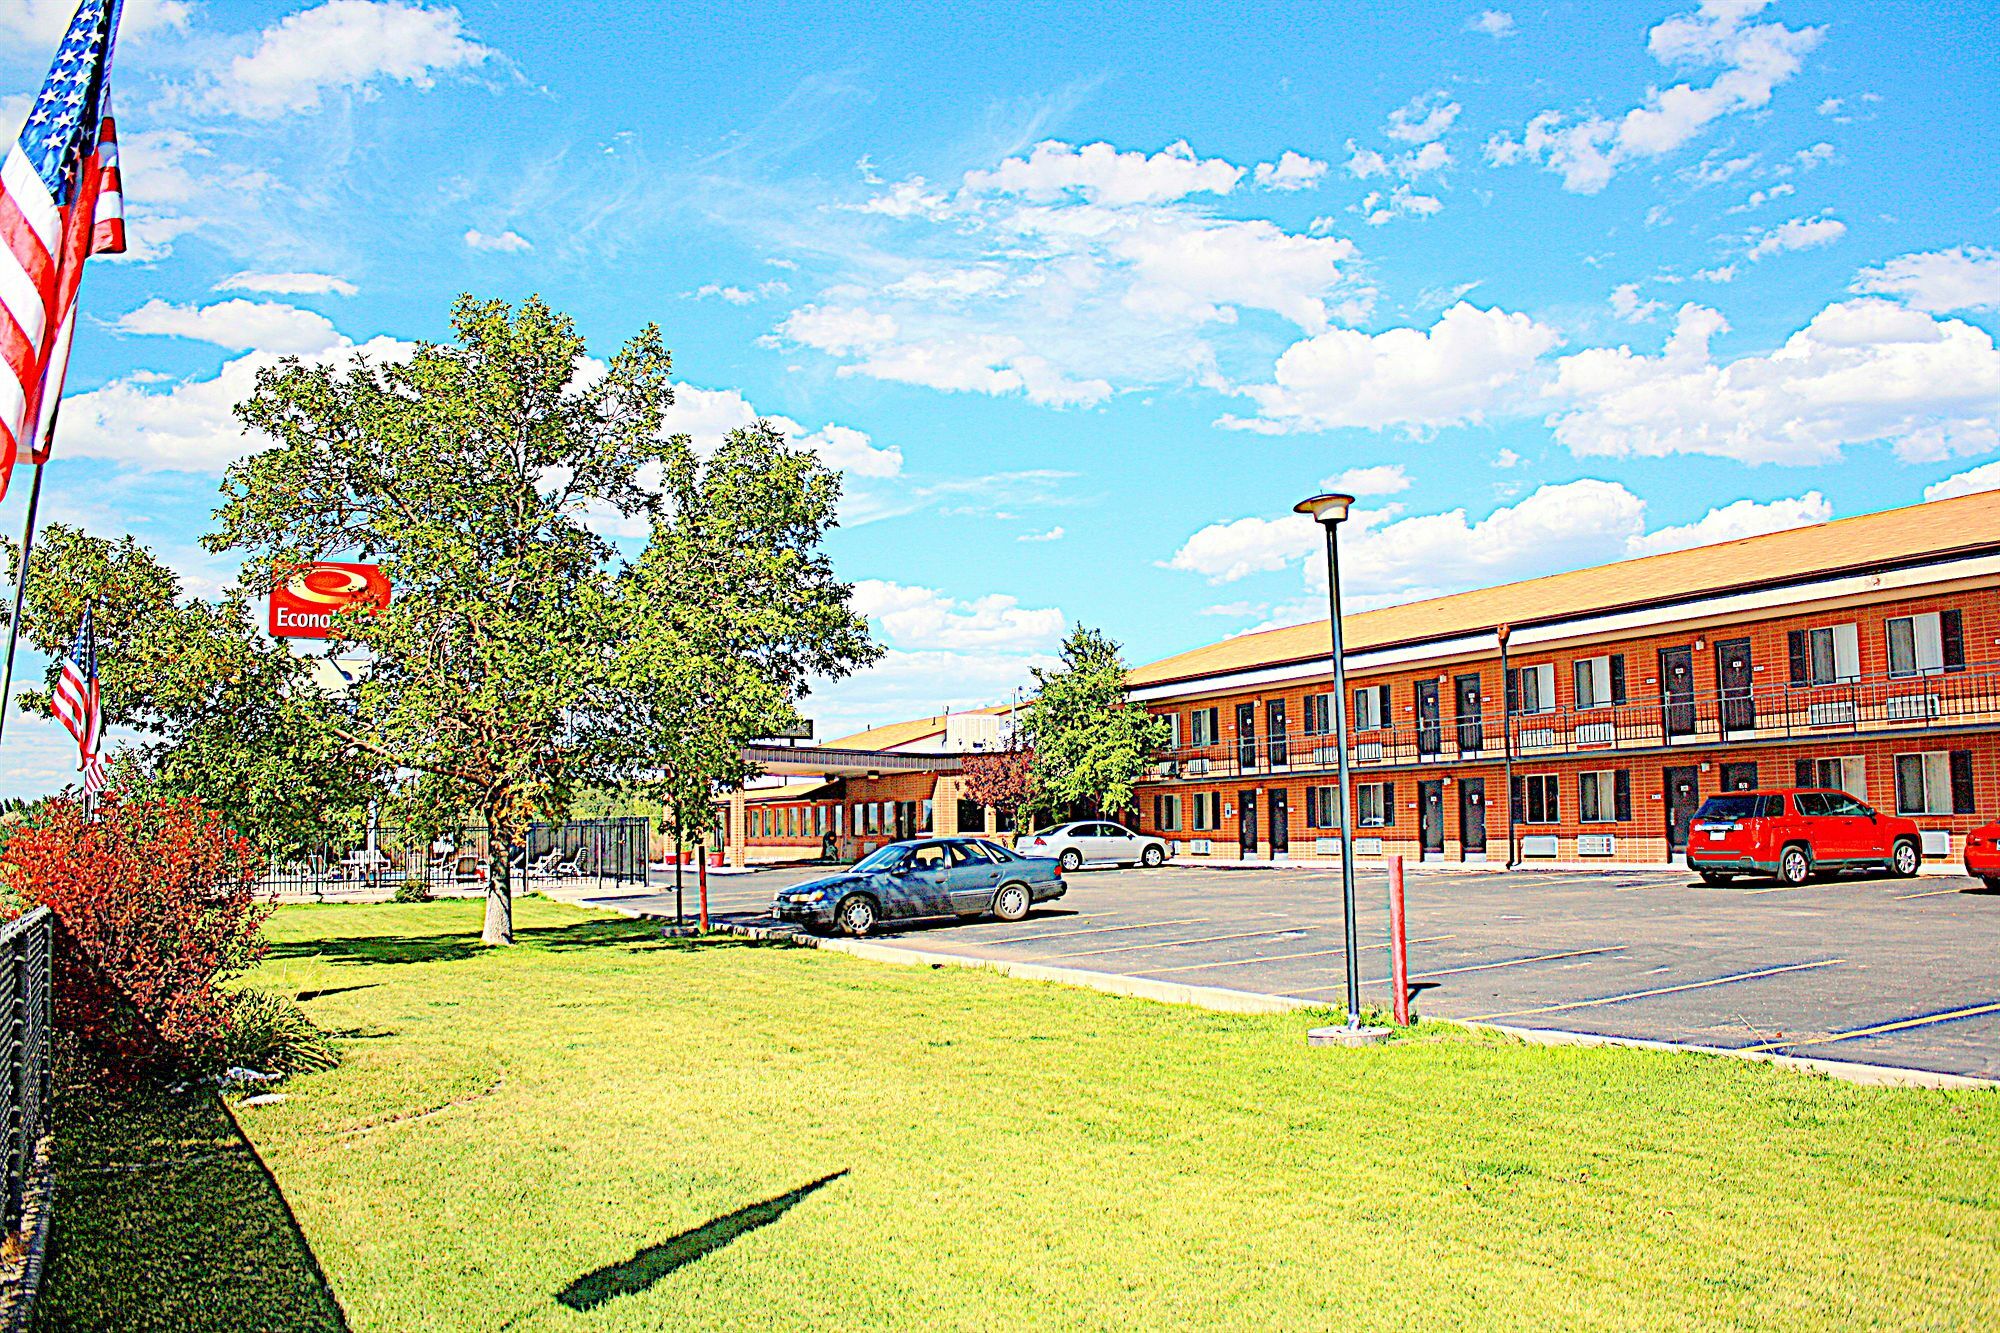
52,604,105,794
1,0,126,503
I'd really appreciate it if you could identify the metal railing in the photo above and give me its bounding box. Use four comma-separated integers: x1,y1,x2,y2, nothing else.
257,817,651,897
0,908,52,1238
1145,663,2000,780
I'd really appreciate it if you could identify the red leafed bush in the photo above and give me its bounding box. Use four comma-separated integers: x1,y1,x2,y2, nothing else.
1,793,268,1070
961,746,1036,816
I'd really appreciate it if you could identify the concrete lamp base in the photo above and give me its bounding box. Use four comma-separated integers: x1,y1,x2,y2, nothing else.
1307,1025,1393,1047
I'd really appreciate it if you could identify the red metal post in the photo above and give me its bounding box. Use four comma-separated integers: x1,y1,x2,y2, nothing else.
1388,854,1411,1026
697,843,710,933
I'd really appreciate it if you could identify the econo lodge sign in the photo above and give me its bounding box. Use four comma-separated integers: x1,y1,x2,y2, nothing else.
268,562,391,640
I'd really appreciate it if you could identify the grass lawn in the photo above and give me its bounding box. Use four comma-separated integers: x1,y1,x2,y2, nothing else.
42,897,2000,1331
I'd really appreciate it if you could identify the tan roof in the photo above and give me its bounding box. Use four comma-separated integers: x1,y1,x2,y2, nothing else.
1128,490,2000,688
743,780,841,804
825,702,1016,752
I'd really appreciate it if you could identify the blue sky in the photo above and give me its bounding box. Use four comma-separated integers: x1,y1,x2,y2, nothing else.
3,0,1998,795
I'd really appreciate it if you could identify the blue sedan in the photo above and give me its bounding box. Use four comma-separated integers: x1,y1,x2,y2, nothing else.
771,837,1066,937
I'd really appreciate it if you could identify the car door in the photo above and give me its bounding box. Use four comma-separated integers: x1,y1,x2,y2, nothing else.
945,840,1003,911
895,842,955,917
1100,822,1142,864
1822,792,1879,862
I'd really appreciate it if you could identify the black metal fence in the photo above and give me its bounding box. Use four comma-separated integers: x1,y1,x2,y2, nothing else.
0,907,53,1237
257,817,651,897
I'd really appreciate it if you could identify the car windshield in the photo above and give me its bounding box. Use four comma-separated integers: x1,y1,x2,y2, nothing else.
1695,795,1763,821
850,845,908,873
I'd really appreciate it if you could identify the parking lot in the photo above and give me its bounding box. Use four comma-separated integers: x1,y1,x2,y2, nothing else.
582,859,2000,1081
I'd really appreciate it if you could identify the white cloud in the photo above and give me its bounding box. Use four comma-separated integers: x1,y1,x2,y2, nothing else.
1163,514,1320,584
658,384,903,478
1852,247,2000,313
1925,461,2000,502
1693,263,1737,283
1347,140,1451,182
115,298,343,355
1221,302,1561,434
1609,283,1665,322
1469,10,1515,37
1355,185,1444,226
1253,151,1328,191
216,271,359,297
851,581,1065,652
1017,526,1066,543
210,0,494,119
1625,492,1831,556
1493,1,1822,192
0,0,189,44
1550,299,2000,465
1386,93,1461,144
1493,448,1522,468
56,335,417,473
1746,212,1845,260
963,139,1243,206
465,228,531,253
1727,182,1795,212
805,649,1050,745
1322,464,1411,496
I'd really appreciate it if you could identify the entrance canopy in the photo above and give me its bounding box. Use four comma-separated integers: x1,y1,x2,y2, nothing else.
740,743,965,781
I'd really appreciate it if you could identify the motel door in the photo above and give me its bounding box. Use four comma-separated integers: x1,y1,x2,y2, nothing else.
1660,647,1696,739
1716,637,1755,735
1455,674,1483,754
1459,778,1487,859
1419,780,1445,859
1238,790,1259,857
1664,766,1700,855
1269,789,1289,856
1415,681,1442,758
1236,704,1258,772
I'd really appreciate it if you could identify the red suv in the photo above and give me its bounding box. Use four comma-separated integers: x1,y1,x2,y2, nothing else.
1687,788,1923,886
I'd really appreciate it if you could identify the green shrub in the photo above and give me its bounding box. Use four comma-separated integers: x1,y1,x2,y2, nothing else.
392,878,432,903
222,989,339,1077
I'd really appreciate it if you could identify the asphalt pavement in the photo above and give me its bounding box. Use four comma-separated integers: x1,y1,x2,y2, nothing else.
575,858,2000,1081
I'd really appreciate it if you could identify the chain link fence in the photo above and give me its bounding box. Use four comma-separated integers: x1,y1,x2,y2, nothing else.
257,817,651,899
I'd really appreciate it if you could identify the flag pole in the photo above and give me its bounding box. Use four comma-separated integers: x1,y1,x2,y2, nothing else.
0,461,49,751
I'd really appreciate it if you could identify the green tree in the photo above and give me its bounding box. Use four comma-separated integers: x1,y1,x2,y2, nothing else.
209,294,876,943
7,525,376,851
1018,627,1169,821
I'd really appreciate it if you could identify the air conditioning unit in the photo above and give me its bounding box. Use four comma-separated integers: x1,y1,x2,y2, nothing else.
1886,694,1941,722
1190,838,1213,854
1578,834,1615,857
1168,840,1183,856
1356,742,1383,762
1519,727,1556,748
1575,722,1615,746
1155,759,1181,778
1315,838,1340,856
1186,758,1211,775
1920,829,1952,857
1521,834,1559,858
1808,700,1858,727
1312,745,1340,764
1354,837,1384,856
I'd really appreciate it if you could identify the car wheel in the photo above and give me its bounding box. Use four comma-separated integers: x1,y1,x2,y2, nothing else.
1890,839,1920,878
991,882,1032,922
835,894,878,938
1777,845,1812,887
1698,870,1731,885
1141,844,1165,867
1059,849,1082,872
1983,877,2000,892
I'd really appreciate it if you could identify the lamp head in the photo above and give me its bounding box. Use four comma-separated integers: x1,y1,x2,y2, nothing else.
1294,493,1356,527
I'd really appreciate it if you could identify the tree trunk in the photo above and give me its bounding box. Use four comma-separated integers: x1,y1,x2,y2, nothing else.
483,828,515,945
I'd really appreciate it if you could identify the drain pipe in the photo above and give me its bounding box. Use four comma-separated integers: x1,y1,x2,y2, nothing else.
1500,623,1518,869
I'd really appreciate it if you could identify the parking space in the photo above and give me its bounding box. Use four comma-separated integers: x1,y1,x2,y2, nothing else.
581,859,2000,1080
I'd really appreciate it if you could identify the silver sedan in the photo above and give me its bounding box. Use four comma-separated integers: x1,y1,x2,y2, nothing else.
1016,821,1169,871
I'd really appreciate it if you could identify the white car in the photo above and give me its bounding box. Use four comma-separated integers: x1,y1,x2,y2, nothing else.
1018,821,1169,871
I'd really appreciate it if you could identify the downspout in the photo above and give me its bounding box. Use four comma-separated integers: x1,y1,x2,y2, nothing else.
1499,623,1517,869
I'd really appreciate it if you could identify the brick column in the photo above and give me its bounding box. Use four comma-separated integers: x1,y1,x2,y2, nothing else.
727,789,747,868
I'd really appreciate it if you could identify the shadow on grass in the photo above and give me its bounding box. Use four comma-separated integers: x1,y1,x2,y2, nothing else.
554,1170,848,1313
266,917,667,967
37,1075,348,1332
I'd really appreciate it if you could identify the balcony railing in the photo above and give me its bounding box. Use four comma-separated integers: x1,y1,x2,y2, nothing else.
1145,663,2000,781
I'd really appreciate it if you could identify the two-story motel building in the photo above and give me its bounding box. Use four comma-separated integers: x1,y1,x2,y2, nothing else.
720,491,2000,871
1127,491,2000,867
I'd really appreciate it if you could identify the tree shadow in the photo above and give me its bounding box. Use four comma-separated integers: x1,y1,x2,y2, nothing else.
553,1169,848,1313
36,1076,349,1332
264,917,665,967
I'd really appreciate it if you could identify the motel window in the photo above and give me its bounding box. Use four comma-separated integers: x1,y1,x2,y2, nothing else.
1886,610,1964,678
1796,756,1867,800
1571,655,1625,711
1515,774,1559,824
1350,685,1391,731
1189,707,1220,747
1303,693,1331,734
1305,785,1342,828
957,799,984,832
1506,664,1556,715
1577,770,1630,824
1161,712,1181,750
1355,782,1393,828
1788,624,1860,686
1895,751,1974,816
1190,792,1221,831
1154,794,1183,831
920,800,934,833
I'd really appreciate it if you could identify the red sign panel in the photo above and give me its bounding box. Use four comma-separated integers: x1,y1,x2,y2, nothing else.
269,562,391,640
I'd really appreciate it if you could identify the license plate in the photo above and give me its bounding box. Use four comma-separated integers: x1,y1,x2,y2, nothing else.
1707,830,1726,841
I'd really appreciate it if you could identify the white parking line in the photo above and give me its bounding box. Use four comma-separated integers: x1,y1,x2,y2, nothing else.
972,917,1204,948
1892,887,1965,901
1467,958,1845,1022
1130,934,1457,978
1290,946,1623,996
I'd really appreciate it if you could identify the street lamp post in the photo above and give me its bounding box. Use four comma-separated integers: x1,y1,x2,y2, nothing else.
1295,493,1389,1046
